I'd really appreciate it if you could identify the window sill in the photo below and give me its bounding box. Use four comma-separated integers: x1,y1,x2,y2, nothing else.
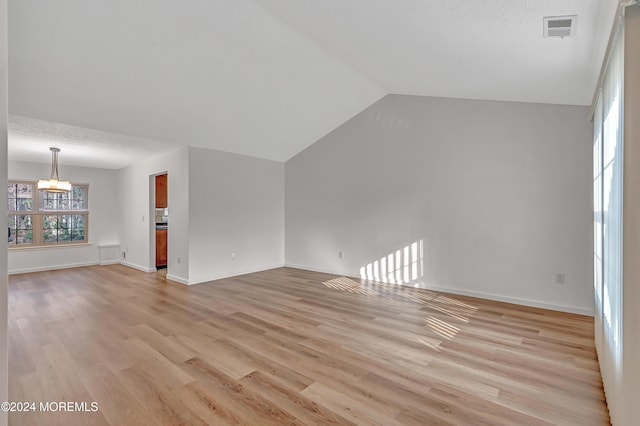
9,243,92,252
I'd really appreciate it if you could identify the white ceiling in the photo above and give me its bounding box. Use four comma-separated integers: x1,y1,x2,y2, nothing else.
8,115,180,169
8,0,618,167
257,0,618,105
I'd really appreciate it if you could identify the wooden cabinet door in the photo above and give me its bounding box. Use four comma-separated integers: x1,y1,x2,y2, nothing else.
156,229,168,267
155,174,168,208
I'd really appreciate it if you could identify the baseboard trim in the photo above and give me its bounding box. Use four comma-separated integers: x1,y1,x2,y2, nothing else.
422,284,594,316
9,261,99,275
166,274,189,285
188,263,285,285
119,261,156,273
283,263,594,316
7,259,593,316
99,260,119,266
284,263,345,276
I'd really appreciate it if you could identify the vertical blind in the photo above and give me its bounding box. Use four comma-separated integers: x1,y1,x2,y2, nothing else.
593,91,603,353
593,19,624,414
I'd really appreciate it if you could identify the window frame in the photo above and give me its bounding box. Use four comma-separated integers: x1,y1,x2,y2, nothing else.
8,180,89,248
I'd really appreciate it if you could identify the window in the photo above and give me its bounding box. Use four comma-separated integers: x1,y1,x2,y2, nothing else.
8,181,88,247
592,18,623,413
7,182,34,245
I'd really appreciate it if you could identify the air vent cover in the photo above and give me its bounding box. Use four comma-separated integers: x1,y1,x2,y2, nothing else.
543,15,577,38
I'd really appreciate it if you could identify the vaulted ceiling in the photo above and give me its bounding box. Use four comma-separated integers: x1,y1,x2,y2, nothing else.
8,0,619,168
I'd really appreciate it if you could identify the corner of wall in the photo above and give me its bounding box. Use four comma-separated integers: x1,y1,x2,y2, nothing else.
0,0,9,422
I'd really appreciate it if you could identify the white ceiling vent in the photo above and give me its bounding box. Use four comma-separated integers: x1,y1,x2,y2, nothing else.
543,15,577,38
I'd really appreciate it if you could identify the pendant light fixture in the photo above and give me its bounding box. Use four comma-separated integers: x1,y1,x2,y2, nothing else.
38,147,71,193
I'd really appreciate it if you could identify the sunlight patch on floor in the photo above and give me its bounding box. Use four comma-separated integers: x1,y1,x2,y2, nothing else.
425,316,459,340
322,277,380,296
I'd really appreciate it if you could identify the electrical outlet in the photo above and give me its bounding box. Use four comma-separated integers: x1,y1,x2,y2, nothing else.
177,257,181,264
338,251,344,259
231,252,236,259
122,252,127,259
555,272,566,284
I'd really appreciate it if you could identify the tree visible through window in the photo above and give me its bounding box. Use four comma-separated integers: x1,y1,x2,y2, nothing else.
7,181,88,247
8,182,34,245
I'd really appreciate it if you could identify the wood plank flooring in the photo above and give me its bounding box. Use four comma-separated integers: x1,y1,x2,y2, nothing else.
8,265,609,425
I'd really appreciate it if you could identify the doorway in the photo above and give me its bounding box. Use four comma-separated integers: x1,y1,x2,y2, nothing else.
153,173,168,270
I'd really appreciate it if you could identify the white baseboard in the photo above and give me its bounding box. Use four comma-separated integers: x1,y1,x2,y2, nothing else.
284,263,594,316
166,274,189,285
188,263,285,285
97,244,120,249
422,284,594,316
99,260,119,266
7,258,592,316
284,263,344,276
9,261,99,275
119,261,156,273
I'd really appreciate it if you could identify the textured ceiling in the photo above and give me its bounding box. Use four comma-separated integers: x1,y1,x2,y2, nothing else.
8,0,618,167
8,115,181,169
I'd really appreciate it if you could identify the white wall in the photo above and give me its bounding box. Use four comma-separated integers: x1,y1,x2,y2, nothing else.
7,161,119,274
187,147,284,284
285,94,594,315
0,0,8,422
116,147,189,282
622,4,640,423
116,145,284,285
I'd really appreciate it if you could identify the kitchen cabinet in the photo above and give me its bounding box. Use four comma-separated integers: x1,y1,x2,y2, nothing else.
156,229,167,268
155,174,168,208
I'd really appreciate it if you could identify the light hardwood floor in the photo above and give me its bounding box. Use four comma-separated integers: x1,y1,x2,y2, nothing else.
8,265,609,425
